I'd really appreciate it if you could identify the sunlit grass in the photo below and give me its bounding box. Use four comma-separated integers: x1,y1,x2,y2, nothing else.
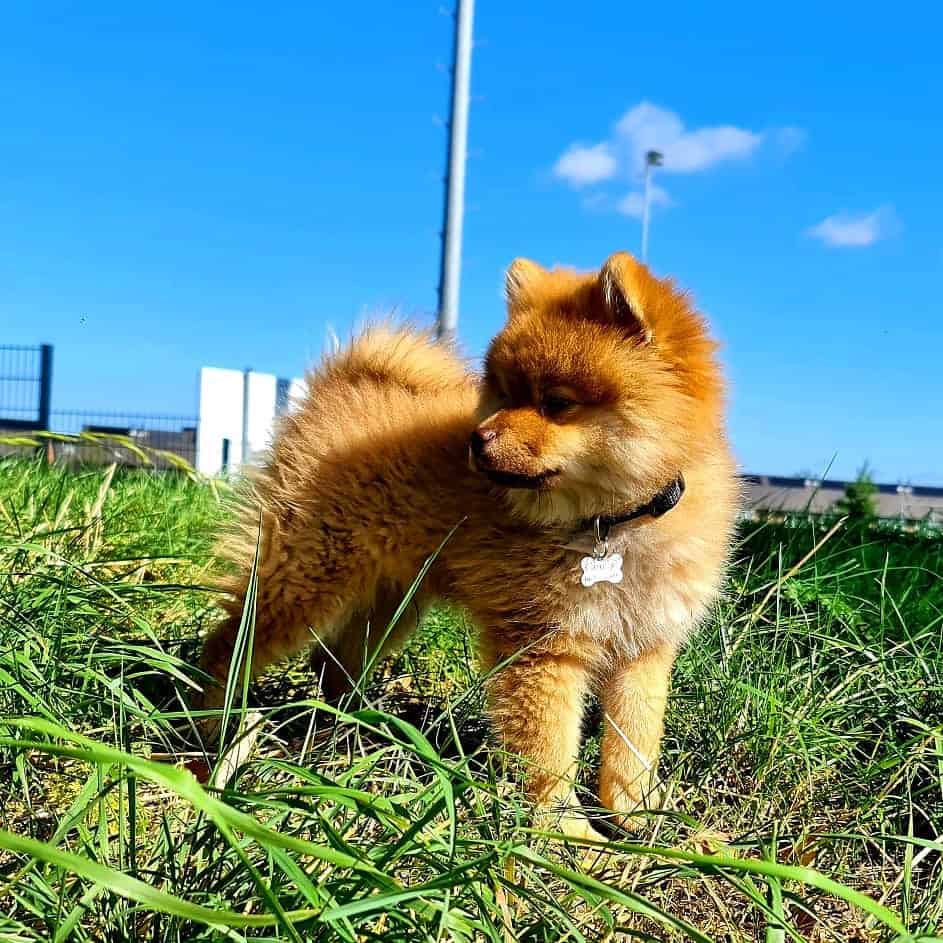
0,456,940,941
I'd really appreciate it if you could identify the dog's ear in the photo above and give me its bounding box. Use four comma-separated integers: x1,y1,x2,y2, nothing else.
505,258,546,310
598,252,653,344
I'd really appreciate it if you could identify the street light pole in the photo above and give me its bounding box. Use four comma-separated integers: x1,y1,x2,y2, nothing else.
641,149,663,262
436,0,475,341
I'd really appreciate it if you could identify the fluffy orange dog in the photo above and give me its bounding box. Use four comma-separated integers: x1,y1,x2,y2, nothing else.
200,251,738,837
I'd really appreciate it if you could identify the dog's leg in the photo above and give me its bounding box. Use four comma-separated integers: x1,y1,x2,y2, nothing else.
487,650,600,841
311,583,427,701
198,596,348,717
198,540,376,721
598,641,676,823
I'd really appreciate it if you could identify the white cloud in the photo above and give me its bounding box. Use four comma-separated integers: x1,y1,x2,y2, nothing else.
553,142,617,186
553,101,775,190
806,206,899,248
617,184,673,219
614,102,762,174
552,102,798,219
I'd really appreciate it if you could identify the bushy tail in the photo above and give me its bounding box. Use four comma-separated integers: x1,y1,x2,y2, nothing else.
314,324,471,396
210,323,473,604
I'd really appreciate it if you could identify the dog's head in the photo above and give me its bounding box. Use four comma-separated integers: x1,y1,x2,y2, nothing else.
470,252,726,525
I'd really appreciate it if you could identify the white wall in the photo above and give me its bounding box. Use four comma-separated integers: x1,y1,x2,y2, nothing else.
196,367,243,476
246,371,277,459
288,378,307,408
197,367,304,475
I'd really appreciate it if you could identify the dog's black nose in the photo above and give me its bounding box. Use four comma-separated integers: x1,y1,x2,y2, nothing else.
471,427,497,458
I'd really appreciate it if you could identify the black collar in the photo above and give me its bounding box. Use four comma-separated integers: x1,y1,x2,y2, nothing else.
578,474,685,540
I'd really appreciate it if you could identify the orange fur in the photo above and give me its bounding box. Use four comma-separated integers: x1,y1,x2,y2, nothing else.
200,251,739,834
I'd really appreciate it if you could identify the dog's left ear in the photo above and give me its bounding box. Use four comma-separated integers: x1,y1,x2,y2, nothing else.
598,252,653,344
505,258,546,310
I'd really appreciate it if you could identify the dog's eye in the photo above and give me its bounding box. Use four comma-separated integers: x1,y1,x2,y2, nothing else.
541,394,576,417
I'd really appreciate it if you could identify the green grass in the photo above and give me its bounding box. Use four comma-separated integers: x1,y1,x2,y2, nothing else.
0,456,941,941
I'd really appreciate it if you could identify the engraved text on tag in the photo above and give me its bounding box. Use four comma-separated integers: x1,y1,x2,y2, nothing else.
580,552,623,587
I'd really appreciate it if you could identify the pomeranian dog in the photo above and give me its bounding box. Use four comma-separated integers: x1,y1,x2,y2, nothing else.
199,251,738,838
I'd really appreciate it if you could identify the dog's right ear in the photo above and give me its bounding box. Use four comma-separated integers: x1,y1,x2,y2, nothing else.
598,252,653,344
505,258,546,310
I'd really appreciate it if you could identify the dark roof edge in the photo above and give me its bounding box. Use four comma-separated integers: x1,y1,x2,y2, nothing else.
741,474,943,498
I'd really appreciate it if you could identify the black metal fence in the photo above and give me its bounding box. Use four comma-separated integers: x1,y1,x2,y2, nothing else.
0,344,52,430
1,343,199,469
46,410,198,468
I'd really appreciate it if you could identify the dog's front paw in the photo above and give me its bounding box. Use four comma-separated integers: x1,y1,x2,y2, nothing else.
533,804,605,845
597,780,668,836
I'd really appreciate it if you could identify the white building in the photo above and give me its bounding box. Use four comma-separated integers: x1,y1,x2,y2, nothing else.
196,367,305,475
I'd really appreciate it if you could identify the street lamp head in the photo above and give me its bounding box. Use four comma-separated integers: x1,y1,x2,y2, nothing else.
646,149,664,167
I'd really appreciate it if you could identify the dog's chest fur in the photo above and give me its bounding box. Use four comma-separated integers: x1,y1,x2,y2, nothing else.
552,526,719,659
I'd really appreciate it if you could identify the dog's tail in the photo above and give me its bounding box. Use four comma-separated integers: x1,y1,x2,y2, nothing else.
213,324,474,597
314,323,471,397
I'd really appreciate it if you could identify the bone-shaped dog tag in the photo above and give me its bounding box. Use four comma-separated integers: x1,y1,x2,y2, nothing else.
580,552,623,587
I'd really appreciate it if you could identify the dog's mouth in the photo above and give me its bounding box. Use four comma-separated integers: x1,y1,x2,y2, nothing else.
480,467,561,489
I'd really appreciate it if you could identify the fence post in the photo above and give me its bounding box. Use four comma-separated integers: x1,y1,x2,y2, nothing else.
38,344,53,430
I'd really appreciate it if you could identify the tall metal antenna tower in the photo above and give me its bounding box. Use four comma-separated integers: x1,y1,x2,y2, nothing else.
436,0,475,340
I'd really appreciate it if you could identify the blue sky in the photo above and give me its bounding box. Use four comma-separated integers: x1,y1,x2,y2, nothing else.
1,2,939,483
